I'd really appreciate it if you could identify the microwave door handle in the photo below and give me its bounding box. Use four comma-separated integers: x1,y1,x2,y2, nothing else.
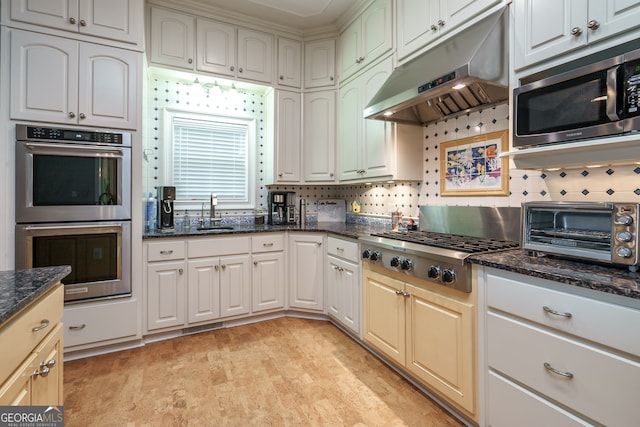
606,66,621,121
24,142,125,157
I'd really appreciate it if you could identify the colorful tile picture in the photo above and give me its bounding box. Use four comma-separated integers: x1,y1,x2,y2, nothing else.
440,130,509,196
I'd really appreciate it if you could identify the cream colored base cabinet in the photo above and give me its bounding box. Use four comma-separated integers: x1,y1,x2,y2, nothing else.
0,285,64,406
288,233,324,311
363,266,476,416
479,267,640,426
252,233,286,313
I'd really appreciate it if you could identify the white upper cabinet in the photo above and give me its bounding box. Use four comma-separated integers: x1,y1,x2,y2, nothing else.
150,7,194,70
277,37,301,88
303,90,336,183
274,90,302,183
339,0,392,81
10,29,138,129
304,38,336,88
8,0,143,45
149,7,274,84
237,27,273,84
397,0,501,60
514,0,640,71
196,18,235,77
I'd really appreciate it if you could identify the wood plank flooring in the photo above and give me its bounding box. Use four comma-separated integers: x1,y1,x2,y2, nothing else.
64,317,464,426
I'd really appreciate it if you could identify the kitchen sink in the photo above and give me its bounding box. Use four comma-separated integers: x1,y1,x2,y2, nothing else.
196,226,234,232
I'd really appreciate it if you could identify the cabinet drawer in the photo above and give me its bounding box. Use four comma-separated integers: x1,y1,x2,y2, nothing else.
188,236,250,258
147,240,185,262
328,236,359,261
488,312,640,426
487,271,640,356
0,284,63,383
487,371,591,427
252,233,285,253
63,298,139,348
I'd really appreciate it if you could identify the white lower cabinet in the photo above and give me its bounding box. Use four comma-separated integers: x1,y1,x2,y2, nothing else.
326,236,361,336
252,233,286,313
288,233,325,311
480,267,640,426
363,266,476,417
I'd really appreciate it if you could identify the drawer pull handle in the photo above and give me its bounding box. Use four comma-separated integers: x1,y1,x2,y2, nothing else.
263,243,274,247
32,319,50,332
543,306,572,318
69,324,86,331
544,362,574,379
160,250,174,255
33,367,50,378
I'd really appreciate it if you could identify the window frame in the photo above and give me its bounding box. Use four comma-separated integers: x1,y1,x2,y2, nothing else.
162,108,256,211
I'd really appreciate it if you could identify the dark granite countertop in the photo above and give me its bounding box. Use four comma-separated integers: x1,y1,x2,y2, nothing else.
470,249,640,304
0,266,71,326
143,222,389,240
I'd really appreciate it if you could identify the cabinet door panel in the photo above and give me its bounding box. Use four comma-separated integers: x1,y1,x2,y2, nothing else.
188,259,221,324
361,0,392,66
78,43,138,129
304,91,335,182
252,252,285,312
150,8,194,69
277,37,301,88
588,0,640,43
362,268,405,365
304,39,335,88
10,30,79,124
219,255,250,317
397,0,439,59
237,28,272,83
147,261,185,330
80,0,141,43
339,19,360,80
31,324,63,406
197,18,235,77
514,0,587,71
406,284,475,412
338,81,361,180
10,0,76,31
289,235,324,311
275,91,301,182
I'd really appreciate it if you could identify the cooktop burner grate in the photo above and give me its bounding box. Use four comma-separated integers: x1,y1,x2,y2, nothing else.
371,231,520,253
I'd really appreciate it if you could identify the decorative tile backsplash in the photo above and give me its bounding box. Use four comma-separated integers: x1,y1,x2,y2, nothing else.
145,75,640,226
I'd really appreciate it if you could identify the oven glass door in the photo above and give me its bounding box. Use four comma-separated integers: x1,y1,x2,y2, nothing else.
16,221,131,302
16,141,131,222
514,61,625,147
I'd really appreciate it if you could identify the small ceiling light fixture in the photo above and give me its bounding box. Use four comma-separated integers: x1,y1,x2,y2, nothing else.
452,83,467,90
383,111,394,117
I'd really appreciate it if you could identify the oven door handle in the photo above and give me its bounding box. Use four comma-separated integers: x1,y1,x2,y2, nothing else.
20,224,122,232
23,142,125,157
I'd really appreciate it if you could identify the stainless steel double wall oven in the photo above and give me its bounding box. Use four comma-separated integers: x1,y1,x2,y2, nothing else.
15,124,132,303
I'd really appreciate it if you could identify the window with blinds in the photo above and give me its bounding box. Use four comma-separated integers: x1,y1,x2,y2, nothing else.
164,110,256,209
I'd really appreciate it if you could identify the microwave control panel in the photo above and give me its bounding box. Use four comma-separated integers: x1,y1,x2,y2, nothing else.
625,60,640,117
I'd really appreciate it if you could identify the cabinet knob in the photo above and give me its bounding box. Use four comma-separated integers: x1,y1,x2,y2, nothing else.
188,58,193,64
41,359,56,369
69,112,76,118
330,76,334,81
33,367,50,378
330,172,334,177
221,264,226,270
437,19,445,27
32,319,50,332
69,17,77,24
254,261,258,266
278,172,283,177
179,268,184,274
431,24,438,31
79,19,87,27
79,113,86,119
230,66,235,72
279,75,284,80
570,26,583,37
215,265,219,271
587,19,600,30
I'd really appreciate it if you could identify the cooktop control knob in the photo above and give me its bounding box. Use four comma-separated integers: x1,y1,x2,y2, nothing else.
616,231,633,242
369,251,382,262
617,247,633,258
362,249,373,259
427,265,441,279
616,215,634,226
390,256,401,267
442,269,456,284
400,259,414,271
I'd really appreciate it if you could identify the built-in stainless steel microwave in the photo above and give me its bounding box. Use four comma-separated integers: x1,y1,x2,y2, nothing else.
513,48,640,147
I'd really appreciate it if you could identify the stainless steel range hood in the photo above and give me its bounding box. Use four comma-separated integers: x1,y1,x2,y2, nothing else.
364,7,509,126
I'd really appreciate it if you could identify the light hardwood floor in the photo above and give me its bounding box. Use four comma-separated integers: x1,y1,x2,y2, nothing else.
64,317,464,426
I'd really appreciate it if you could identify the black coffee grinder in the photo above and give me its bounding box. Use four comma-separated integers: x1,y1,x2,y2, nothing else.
157,186,176,231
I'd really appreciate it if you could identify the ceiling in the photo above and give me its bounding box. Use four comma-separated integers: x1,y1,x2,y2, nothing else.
182,0,362,31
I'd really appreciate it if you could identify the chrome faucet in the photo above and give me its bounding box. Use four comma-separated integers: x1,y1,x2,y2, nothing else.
199,202,206,228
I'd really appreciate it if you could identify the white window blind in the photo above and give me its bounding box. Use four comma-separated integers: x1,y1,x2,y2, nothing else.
170,115,252,206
